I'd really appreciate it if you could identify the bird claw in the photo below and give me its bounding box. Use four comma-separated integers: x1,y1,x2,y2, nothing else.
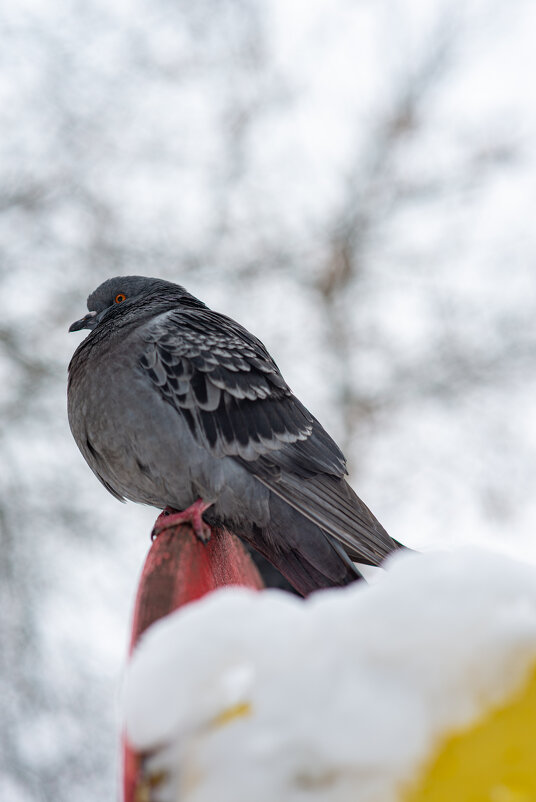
151,500,213,543
193,520,212,544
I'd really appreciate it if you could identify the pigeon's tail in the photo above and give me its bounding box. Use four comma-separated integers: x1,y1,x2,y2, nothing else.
242,545,303,595
240,494,362,597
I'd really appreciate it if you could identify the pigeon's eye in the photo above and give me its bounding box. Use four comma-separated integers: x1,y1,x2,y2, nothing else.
115,293,126,304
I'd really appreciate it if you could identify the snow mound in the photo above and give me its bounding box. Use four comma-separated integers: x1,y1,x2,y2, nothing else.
124,548,536,802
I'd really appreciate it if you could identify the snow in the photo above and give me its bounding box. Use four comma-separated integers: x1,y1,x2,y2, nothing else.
124,548,536,802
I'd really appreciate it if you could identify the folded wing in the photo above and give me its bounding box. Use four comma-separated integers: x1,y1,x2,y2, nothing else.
139,308,400,564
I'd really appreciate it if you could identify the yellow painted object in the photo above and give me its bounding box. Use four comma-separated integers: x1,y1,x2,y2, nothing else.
212,701,252,728
406,666,536,802
136,702,253,800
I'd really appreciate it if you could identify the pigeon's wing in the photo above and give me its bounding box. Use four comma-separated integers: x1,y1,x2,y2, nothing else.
240,452,396,564
139,308,398,564
139,308,344,469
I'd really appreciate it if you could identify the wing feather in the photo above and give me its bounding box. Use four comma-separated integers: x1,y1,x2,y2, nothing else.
247,456,399,564
138,306,401,562
140,308,318,460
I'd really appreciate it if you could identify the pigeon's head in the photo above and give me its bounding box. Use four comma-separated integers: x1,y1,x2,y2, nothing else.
69,275,204,332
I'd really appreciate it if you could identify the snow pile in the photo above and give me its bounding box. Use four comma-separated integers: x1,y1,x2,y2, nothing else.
124,549,536,802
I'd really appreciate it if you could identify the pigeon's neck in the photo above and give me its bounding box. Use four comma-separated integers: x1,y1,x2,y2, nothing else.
68,294,207,373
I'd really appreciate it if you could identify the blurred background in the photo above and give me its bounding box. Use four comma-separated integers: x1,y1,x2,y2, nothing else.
1,0,535,799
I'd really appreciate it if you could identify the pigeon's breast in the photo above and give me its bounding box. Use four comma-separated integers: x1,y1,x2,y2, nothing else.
68,330,207,509
68,326,272,527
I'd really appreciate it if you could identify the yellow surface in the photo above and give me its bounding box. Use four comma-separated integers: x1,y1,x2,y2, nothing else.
134,769,166,802
212,700,252,728
406,666,536,802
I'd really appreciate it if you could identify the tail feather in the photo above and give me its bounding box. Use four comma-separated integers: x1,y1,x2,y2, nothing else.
238,493,362,596
251,465,401,566
266,547,359,597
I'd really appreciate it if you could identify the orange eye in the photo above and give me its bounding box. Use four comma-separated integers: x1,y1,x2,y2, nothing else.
115,293,126,304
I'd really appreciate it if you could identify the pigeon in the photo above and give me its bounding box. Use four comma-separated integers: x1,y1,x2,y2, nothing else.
68,276,404,596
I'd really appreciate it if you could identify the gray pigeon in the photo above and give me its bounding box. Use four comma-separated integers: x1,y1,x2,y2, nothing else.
68,276,404,596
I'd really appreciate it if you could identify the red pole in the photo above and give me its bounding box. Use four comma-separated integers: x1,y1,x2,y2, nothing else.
123,516,264,801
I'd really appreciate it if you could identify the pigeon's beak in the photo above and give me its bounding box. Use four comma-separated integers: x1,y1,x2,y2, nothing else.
69,311,98,332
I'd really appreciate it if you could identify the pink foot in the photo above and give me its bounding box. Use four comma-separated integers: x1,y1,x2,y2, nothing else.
152,499,213,543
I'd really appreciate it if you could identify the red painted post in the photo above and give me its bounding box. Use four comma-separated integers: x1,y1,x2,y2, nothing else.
123,516,265,802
